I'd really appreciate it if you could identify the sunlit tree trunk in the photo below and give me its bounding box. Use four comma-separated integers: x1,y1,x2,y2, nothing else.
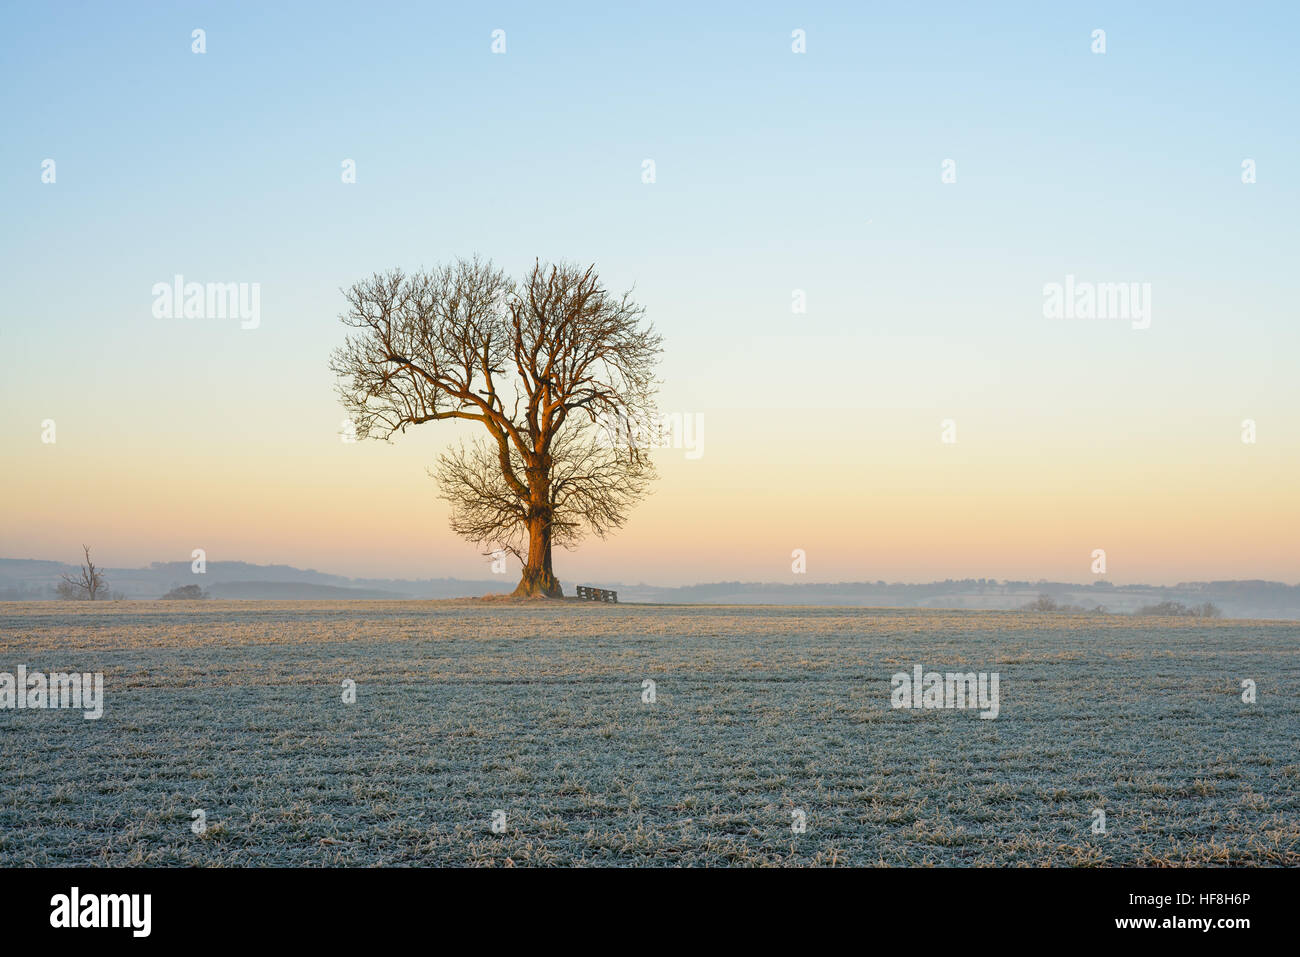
513,505,561,597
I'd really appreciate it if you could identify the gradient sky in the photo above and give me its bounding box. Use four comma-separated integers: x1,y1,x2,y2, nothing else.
3,1,1298,586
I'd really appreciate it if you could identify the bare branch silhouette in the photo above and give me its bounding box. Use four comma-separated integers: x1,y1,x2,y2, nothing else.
59,544,107,601
332,257,661,596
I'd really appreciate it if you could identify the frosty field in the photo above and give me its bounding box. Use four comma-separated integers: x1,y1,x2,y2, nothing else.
1,601,1297,867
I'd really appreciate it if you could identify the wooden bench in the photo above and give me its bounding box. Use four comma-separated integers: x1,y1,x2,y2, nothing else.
575,585,618,603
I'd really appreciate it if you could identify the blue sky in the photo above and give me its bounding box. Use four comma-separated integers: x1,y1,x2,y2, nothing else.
2,2,1297,584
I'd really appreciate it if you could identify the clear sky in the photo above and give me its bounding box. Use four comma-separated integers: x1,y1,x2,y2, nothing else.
3,1,1297,586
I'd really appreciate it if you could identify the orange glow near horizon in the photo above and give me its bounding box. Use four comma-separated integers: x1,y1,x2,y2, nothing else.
5,405,1297,586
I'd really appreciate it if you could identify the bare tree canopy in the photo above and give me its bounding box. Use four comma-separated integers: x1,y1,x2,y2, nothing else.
59,545,108,600
331,257,662,597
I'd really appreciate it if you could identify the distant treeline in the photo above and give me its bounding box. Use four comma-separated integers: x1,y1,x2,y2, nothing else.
1024,595,1222,617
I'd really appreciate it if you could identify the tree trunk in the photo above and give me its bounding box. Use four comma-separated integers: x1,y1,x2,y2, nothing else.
513,507,562,598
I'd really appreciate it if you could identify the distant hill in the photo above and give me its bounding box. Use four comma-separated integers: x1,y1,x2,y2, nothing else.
205,581,412,600
0,557,513,601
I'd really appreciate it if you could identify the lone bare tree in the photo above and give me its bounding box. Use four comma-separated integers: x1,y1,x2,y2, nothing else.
59,545,108,600
331,258,661,597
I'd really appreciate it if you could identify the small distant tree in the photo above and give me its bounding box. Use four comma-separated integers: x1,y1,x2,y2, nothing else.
1025,594,1059,612
161,584,207,600
1024,593,1106,614
1137,600,1180,616
60,545,107,601
1135,600,1222,618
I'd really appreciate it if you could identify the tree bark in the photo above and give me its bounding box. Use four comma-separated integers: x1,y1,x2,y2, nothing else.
513,506,562,597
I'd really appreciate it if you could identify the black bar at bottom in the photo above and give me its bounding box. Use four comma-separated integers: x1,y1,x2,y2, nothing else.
0,866,1285,943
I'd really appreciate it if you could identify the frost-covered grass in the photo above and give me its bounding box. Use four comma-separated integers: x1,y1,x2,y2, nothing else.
1,601,1296,866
